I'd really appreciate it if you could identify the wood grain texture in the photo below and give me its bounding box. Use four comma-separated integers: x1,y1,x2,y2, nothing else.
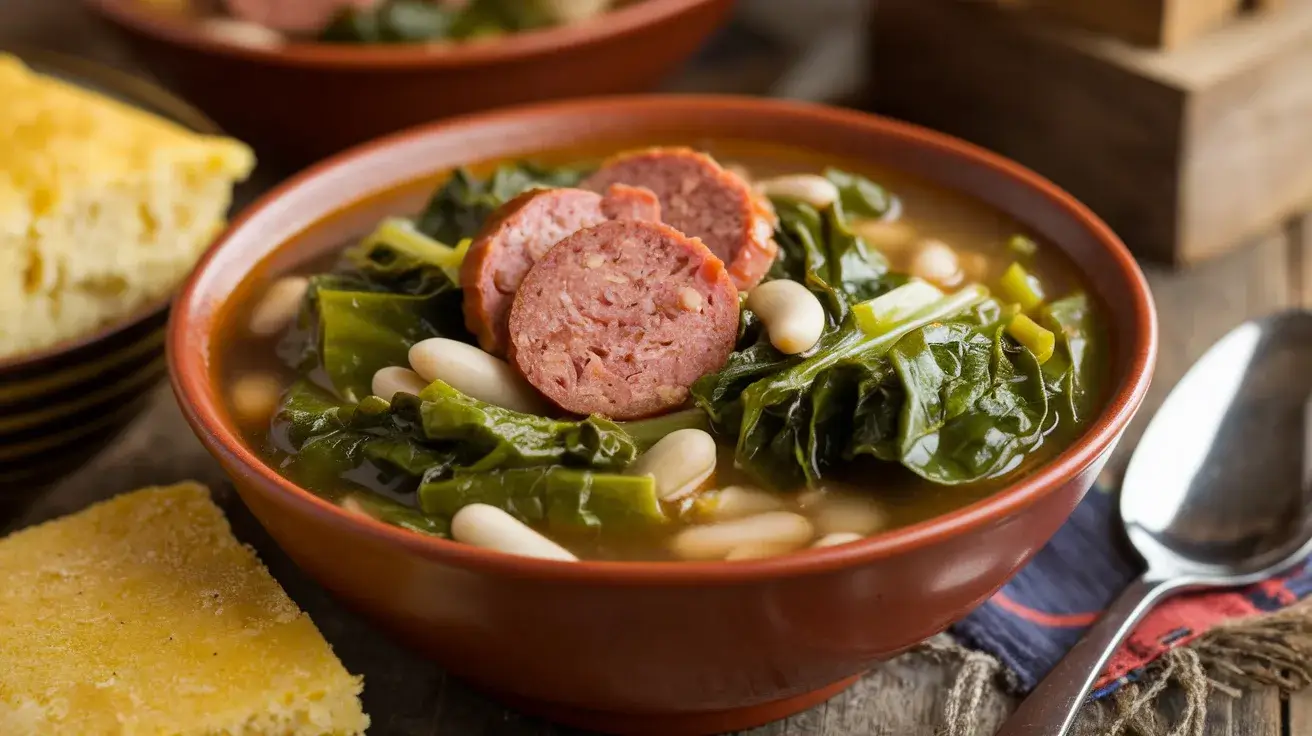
872,0,1185,263
1296,213,1312,309
1180,1,1312,262
872,0,1312,266
1233,687,1283,736
1020,0,1241,49
1289,687,1312,736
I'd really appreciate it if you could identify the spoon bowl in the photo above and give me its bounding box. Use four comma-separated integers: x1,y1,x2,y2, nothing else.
1124,311,1312,582
1000,310,1312,736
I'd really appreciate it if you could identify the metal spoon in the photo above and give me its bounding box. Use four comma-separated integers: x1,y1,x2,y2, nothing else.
998,311,1312,736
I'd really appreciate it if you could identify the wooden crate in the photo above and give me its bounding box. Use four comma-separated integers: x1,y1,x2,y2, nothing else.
981,0,1283,50
870,0,1312,265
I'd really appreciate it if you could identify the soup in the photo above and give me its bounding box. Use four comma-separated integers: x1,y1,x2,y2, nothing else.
162,0,632,50
220,144,1104,562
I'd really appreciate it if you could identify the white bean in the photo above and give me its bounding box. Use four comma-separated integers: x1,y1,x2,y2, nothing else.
697,486,786,521
230,372,282,426
812,532,864,548
408,338,549,414
371,366,429,401
627,429,717,501
671,512,814,561
536,0,613,24
451,504,577,561
813,496,888,536
850,218,917,251
248,276,308,337
340,496,368,517
755,174,840,209
725,541,802,560
908,239,962,288
745,279,825,355
200,18,286,49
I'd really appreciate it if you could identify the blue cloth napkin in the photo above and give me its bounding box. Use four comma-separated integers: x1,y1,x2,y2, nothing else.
950,484,1312,696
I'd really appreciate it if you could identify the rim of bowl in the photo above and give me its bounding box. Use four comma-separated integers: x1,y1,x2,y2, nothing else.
85,0,727,70
169,95,1158,585
0,47,224,375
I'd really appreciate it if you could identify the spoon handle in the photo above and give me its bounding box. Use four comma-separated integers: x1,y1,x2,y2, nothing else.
994,575,1184,736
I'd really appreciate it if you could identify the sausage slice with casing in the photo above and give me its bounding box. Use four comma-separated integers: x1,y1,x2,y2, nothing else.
461,185,660,355
507,220,739,420
581,147,778,290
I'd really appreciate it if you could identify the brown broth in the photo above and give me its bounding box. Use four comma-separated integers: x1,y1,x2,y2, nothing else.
218,141,1105,562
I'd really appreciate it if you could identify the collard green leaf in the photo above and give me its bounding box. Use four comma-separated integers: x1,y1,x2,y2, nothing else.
824,168,894,219
317,288,449,404
415,163,586,244
617,409,714,452
727,287,991,489
698,272,1084,490
282,244,470,403
448,0,555,37
345,219,463,296
320,0,454,43
271,381,459,494
401,380,637,472
690,309,798,432
270,379,659,535
345,492,451,538
845,364,904,463
418,466,666,535
769,198,894,326
1041,292,1095,425
889,322,1049,484
280,163,581,404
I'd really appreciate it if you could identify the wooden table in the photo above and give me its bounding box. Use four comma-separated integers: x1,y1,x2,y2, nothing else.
4,1,1312,733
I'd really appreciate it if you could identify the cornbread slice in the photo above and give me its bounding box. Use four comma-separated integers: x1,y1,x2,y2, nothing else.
0,483,369,736
0,54,255,358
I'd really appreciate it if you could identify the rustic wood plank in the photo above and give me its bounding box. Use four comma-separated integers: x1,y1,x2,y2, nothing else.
737,652,1014,736
871,0,1186,264
1248,0,1289,13
1288,687,1312,735
1018,0,1242,49
1164,682,1283,736
1295,213,1312,309
1179,8,1312,264
1234,687,1283,735
872,0,1312,265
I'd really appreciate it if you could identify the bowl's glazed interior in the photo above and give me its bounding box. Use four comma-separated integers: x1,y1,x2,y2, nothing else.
169,96,1156,735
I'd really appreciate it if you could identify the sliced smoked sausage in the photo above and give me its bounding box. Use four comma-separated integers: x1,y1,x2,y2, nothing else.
581,147,779,290
507,220,739,420
460,185,660,355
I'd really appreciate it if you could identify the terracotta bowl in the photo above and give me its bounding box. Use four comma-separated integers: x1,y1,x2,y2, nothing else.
83,0,735,167
0,48,231,518
168,96,1157,735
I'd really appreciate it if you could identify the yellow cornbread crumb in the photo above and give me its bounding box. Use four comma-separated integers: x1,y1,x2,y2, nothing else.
0,54,255,358
0,483,370,736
